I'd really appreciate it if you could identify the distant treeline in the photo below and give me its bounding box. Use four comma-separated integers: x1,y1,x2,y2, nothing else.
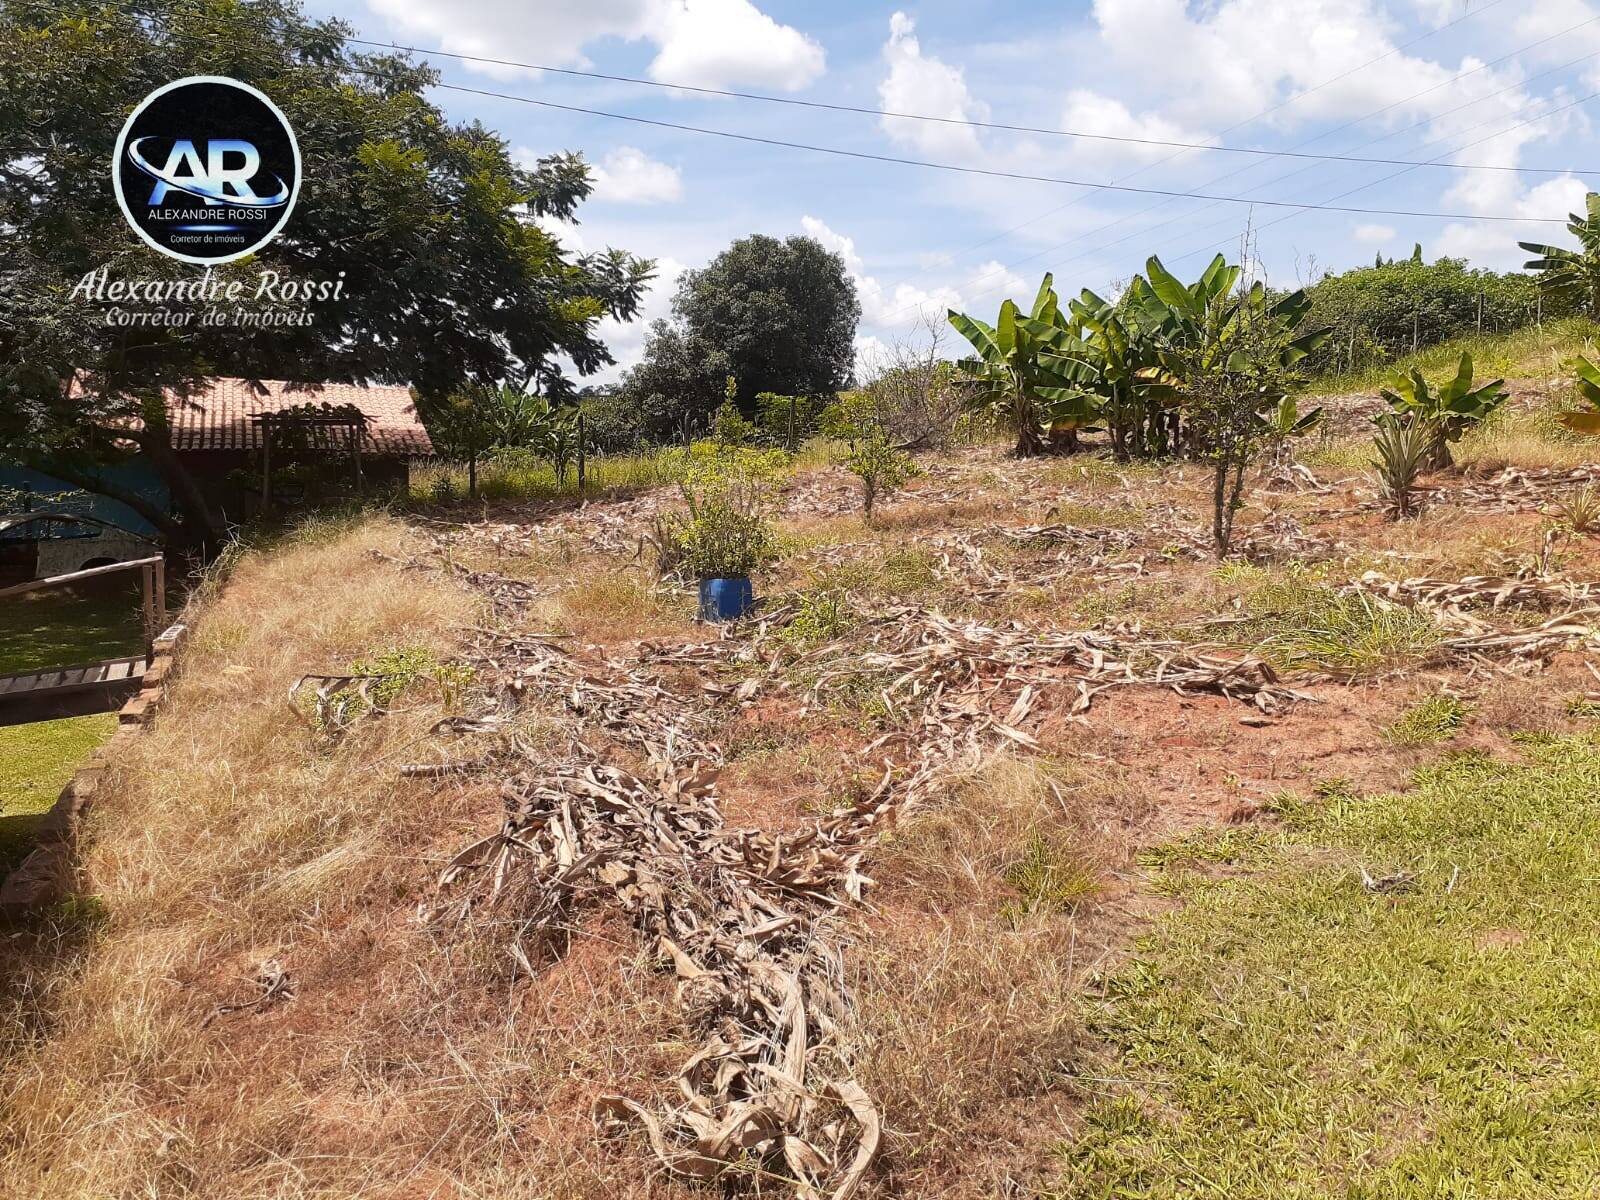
1296,247,1575,377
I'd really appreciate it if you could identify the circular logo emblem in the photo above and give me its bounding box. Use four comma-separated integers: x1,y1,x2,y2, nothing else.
112,76,300,265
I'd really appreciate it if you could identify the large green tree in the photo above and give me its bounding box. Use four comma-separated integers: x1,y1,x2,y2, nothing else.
0,0,651,547
671,234,860,410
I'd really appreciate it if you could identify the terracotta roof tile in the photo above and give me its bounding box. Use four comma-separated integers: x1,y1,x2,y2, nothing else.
161,378,433,456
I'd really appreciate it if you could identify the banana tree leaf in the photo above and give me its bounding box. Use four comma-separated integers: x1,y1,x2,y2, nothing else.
1559,411,1600,435
997,300,1019,354
947,310,1000,362
1144,256,1196,316
1030,273,1057,322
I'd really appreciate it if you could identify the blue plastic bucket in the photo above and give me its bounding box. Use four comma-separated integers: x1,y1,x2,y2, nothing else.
699,576,754,621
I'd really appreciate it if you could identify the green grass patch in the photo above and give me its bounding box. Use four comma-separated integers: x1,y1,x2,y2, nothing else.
0,714,116,873
1000,831,1099,923
1055,736,1600,1198
1220,565,1441,674
0,580,145,676
1384,694,1472,746
1565,697,1600,720
1307,317,1600,396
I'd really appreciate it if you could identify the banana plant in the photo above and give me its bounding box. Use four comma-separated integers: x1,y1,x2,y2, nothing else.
947,274,1098,456
1558,353,1600,434
1041,287,1169,460
1378,352,1507,468
1518,192,1600,316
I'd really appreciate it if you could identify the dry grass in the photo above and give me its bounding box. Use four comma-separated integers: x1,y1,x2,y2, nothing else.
844,756,1118,1197
0,515,694,1200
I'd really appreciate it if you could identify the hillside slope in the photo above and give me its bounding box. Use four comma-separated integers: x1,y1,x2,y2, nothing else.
8,364,1600,1196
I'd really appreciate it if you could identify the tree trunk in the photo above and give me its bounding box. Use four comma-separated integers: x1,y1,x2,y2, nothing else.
138,431,225,554
1211,459,1229,556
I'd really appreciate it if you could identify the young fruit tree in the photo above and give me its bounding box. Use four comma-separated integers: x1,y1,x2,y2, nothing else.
1138,255,1330,556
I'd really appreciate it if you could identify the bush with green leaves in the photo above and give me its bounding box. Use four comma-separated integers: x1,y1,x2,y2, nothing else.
1377,351,1508,469
1301,251,1554,376
667,459,779,580
827,392,921,521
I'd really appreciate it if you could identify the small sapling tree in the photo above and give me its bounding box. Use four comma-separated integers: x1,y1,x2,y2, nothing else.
826,393,921,522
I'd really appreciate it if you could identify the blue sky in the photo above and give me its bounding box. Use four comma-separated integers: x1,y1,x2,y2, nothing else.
305,0,1600,382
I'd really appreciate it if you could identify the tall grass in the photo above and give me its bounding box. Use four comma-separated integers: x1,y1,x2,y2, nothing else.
1309,316,1600,396
409,437,847,505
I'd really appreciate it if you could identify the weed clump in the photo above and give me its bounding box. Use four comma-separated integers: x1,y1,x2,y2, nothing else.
1384,695,1472,745
1223,566,1441,673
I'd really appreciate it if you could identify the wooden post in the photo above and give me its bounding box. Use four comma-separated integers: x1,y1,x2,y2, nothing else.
1476,292,1483,334
153,555,166,638
351,423,364,496
787,395,797,452
261,416,272,510
576,411,587,497
140,562,156,653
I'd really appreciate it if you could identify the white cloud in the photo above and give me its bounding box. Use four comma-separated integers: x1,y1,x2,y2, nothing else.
1058,89,1215,169
589,147,684,204
1352,222,1397,244
1435,175,1591,269
877,11,989,157
801,214,1029,334
364,0,824,90
647,0,825,90
1086,0,1524,129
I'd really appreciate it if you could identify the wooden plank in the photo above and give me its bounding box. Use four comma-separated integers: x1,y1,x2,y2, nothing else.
0,656,149,706
0,556,164,600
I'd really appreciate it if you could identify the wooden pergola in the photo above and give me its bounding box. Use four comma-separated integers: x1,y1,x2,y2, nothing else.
251,404,369,507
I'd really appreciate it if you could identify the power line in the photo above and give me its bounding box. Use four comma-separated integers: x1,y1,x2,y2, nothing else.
342,24,1584,176
870,36,1600,325
1161,86,1600,272
419,80,1569,225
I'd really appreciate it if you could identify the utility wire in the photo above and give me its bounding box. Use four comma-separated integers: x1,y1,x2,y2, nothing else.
869,37,1600,324
419,80,1569,225
341,17,1583,176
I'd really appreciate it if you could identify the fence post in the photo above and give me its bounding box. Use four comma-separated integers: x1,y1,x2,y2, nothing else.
787,395,797,452
576,411,586,498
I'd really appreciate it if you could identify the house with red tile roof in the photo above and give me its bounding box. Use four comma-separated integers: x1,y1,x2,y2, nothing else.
2,378,433,576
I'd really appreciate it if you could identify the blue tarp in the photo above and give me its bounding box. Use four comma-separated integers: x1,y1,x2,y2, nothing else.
0,463,168,539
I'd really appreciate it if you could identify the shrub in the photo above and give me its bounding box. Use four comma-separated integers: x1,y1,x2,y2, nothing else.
672,459,779,579
1303,254,1558,376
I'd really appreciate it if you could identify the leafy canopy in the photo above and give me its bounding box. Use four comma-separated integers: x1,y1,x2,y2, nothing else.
671,234,861,410
0,0,651,540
